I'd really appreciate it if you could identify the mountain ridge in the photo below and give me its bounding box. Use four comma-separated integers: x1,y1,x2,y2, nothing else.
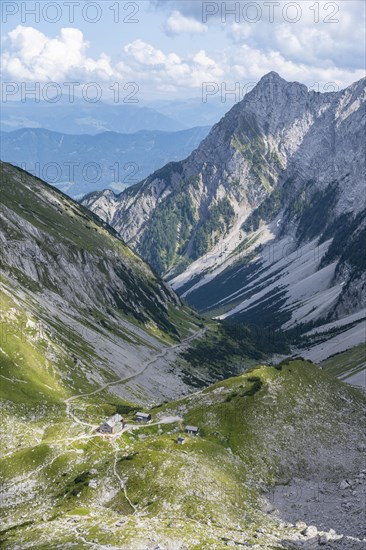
83,72,366,358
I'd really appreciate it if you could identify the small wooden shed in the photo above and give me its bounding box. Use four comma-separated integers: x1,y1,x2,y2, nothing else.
185,425,199,435
135,412,151,423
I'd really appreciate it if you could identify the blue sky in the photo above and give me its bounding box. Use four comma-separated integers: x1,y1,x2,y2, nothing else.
1,1,365,101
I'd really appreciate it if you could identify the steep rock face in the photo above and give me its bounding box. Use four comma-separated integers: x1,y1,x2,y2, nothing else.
83,72,365,275
83,73,366,349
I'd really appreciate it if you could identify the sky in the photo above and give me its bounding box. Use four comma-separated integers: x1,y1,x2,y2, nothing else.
1,0,365,103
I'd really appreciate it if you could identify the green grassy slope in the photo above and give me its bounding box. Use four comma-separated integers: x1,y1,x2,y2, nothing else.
320,343,366,386
1,162,275,409
1,359,364,549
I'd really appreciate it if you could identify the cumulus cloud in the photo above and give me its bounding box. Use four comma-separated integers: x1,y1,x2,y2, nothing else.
229,2,365,71
155,0,365,78
230,44,365,89
122,40,223,89
124,39,179,66
164,10,207,35
1,25,115,81
1,27,224,93
1,18,364,98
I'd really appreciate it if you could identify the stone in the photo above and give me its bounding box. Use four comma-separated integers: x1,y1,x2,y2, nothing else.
318,534,328,545
263,503,275,514
339,480,350,490
302,525,318,538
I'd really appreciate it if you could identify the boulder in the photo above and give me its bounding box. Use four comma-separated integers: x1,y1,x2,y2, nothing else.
339,480,350,490
302,525,318,538
318,533,330,545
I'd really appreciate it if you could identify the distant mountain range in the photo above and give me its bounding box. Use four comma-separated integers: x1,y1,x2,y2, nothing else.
0,126,210,198
1,97,229,135
84,72,366,358
146,97,234,127
0,99,186,134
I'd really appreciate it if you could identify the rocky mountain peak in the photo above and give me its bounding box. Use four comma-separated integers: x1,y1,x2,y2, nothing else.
83,74,365,323
252,70,291,93
245,71,306,104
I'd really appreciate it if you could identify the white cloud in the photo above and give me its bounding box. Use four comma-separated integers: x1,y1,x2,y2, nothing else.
230,44,365,90
1,22,364,99
124,39,180,67
229,1,365,71
164,10,207,35
1,26,223,92
1,26,116,82
156,0,365,77
122,40,223,89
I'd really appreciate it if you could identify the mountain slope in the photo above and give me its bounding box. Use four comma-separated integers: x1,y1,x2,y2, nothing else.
83,72,366,354
319,343,366,390
83,73,365,274
0,126,210,198
1,359,365,549
0,161,218,407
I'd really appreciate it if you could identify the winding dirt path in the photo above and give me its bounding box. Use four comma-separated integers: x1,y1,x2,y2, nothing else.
45,329,204,515
111,441,138,514
64,328,205,426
